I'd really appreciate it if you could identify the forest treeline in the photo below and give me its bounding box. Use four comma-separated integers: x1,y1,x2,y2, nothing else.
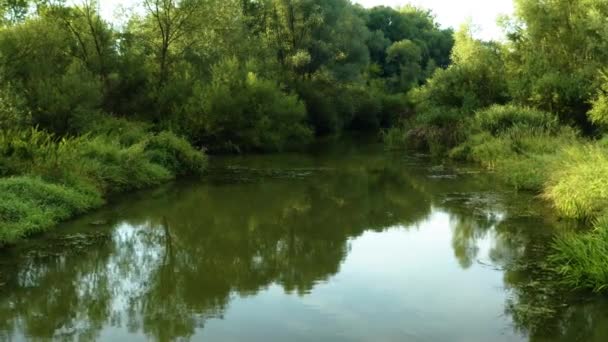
0,0,453,152
0,0,452,243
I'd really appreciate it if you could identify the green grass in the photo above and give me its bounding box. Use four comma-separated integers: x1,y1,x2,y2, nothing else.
471,104,558,136
549,216,608,293
446,105,582,191
0,177,104,243
443,105,608,292
76,136,173,193
543,145,608,219
385,102,608,294
382,125,410,150
144,131,208,176
0,121,207,245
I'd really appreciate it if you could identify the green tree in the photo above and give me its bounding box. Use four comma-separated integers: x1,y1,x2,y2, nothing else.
504,0,608,129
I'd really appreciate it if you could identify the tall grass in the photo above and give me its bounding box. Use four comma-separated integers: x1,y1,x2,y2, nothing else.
549,216,608,293
144,131,207,176
449,105,578,191
543,145,608,219
0,120,207,245
440,105,608,292
0,177,103,243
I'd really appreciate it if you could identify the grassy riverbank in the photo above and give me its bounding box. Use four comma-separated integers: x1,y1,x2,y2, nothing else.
383,0,608,293
387,104,608,293
0,119,207,245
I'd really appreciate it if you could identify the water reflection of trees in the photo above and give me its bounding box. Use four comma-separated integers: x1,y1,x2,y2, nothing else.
0,157,434,341
424,172,608,342
0,153,607,341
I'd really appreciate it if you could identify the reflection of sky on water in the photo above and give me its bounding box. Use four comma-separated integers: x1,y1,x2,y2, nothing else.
195,210,520,342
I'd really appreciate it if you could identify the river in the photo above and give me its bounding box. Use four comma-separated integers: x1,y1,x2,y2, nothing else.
1,139,607,341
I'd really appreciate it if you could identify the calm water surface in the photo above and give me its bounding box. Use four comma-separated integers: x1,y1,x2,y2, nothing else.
1,140,607,341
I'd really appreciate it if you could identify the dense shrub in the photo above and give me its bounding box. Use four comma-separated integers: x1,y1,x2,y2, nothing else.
450,105,580,190
144,132,208,176
297,80,342,136
0,123,207,244
0,128,75,178
186,58,313,153
0,85,30,131
76,114,151,146
348,88,382,131
408,38,509,129
470,105,558,136
76,137,173,193
0,17,103,135
0,177,104,243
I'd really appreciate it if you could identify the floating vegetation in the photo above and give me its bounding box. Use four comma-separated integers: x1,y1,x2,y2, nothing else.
206,166,333,183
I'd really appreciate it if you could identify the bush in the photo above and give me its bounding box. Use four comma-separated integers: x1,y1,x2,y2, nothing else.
377,91,409,128
543,145,608,219
186,58,313,152
297,79,341,136
471,105,558,136
0,85,31,131
0,124,207,244
349,88,382,131
0,176,104,243
76,137,173,193
549,216,608,293
75,114,151,146
144,131,207,176
449,104,580,190
382,125,410,150
0,128,75,178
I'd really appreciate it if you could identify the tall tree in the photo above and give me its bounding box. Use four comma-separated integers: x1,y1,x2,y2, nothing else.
142,0,202,86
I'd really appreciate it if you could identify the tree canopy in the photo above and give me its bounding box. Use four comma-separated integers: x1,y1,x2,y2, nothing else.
0,0,453,152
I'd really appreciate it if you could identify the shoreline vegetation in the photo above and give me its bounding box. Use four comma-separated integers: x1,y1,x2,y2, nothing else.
384,1,608,293
0,1,453,245
1,0,608,294
0,121,207,245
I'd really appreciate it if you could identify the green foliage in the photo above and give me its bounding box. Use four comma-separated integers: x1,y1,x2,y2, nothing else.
543,145,608,220
296,79,342,135
385,39,422,91
588,72,608,128
365,5,454,91
185,58,313,153
550,216,608,293
144,132,207,176
0,15,104,134
75,137,173,193
0,128,77,178
382,125,410,150
450,105,579,190
0,176,104,244
396,24,510,154
470,105,558,135
78,115,151,146
504,0,608,129
410,25,509,127
0,123,207,243
0,84,30,130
